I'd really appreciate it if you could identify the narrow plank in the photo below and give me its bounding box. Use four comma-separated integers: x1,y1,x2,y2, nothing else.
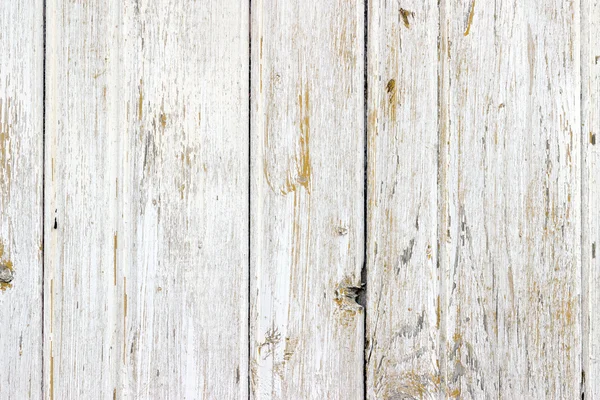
0,1,44,399
365,0,440,398
45,2,122,396
583,0,600,397
440,0,581,397
45,1,249,398
250,0,365,398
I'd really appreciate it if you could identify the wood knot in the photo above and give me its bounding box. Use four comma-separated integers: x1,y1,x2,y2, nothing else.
336,226,348,236
0,264,14,283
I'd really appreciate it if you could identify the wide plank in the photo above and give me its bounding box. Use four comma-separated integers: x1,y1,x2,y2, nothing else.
250,0,365,398
440,0,581,397
44,1,249,398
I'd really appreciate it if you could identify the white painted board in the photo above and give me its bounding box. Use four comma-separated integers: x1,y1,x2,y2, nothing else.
0,1,44,399
365,0,440,398
250,0,365,398
44,1,249,398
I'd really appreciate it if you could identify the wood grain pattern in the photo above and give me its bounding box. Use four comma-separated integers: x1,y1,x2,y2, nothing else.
0,1,592,398
440,0,581,398
250,0,365,398
44,1,249,398
0,1,44,399
365,0,440,398
583,0,599,397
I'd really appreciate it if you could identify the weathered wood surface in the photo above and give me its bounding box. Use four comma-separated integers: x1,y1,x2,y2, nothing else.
368,0,586,398
0,1,44,399
0,1,597,399
250,0,365,398
365,0,440,398
439,0,581,398
45,0,248,398
583,0,600,398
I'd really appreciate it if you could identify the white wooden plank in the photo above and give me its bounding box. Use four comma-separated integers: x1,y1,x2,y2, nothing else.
440,0,581,398
0,1,44,399
45,2,122,396
250,0,365,398
45,1,249,398
583,0,600,397
365,0,440,398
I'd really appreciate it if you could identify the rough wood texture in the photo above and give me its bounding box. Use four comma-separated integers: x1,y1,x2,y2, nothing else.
0,1,594,398
583,0,599,397
250,0,365,398
0,1,44,399
365,0,440,398
44,1,249,398
439,0,581,398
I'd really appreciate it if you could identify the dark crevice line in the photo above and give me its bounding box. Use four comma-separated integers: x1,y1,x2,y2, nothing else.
41,0,47,398
247,0,252,398
362,0,369,398
580,0,588,398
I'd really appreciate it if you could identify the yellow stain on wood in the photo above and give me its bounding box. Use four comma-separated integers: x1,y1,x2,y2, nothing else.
160,113,167,128
527,25,536,95
279,87,312,196
399,8,414,29
262,109,276,192
564,297,574,326
333,12,358,66
464,0,476,36
138,79,144,121
297,88,312,193
333,276,363,326
367,109,378,213
386,79,397,122
368,109,378,136
380,370,440,399
263,159,275,192
179,147,193,199
283,337,297,361
0,240,14,291
0,98,13,202
180,150,191,168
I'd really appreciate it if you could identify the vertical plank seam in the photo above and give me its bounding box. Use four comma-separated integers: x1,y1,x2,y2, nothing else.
248,0,252,398
580,0,589,397
362,0,369,398
436,0,448,396
41,0,47,397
